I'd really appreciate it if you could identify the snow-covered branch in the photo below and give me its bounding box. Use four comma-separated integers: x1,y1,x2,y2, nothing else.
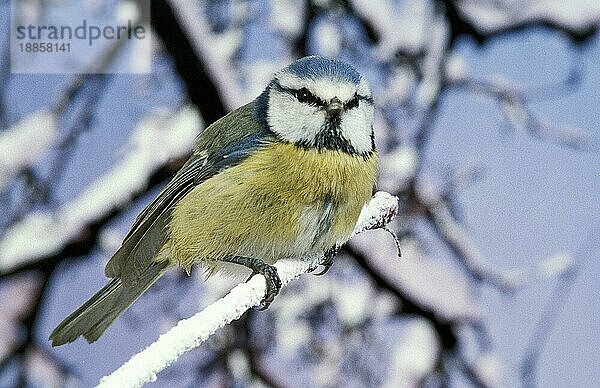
97,192,399,388
0,106,201,274
0,110,58,191
457,0,600,34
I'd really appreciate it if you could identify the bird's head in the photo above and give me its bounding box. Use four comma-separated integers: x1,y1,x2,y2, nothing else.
256,56,375,157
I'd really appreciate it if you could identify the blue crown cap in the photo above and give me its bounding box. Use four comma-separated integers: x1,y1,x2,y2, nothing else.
284,56,361,85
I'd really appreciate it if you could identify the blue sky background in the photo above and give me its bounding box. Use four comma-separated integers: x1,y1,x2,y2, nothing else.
429,28,600,386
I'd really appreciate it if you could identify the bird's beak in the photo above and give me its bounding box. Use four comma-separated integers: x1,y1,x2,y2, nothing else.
326,97,343,116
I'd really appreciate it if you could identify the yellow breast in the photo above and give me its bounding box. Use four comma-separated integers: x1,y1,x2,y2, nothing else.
167,142,378,270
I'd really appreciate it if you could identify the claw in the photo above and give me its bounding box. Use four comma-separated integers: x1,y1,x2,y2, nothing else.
313,246,339,276
255,263,281,310
225,256,281,309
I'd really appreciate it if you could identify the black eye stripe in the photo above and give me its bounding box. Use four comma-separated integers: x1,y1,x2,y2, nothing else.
344,94,359,110
272,81,373,108
357,95,374,104
294,87,325,106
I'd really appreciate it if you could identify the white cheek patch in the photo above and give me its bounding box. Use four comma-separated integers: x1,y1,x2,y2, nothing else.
340,103,374,154
267,89,324,143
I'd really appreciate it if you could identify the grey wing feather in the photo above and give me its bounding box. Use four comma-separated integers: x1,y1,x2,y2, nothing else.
50,261,169,346
104,102,272,285
104,155,207,284
50,102,272,346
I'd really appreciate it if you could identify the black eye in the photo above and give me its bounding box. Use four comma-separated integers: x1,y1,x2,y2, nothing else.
295,87,315,104
345,94,359,110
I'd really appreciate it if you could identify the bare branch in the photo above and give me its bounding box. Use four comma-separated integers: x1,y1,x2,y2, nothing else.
520,225,599,386
418,182,575,290
520,266,578,387
451,77,597,151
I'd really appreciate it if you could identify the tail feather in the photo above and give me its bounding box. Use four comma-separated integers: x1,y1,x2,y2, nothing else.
49,261,169,346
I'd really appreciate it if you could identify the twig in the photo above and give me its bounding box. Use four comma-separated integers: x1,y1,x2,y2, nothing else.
520,225,599,387
418,182,574,291
520,267,578,388
451,77,596,151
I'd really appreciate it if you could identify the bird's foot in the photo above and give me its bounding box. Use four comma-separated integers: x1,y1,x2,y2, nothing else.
227,256,281,309
312,245,339,276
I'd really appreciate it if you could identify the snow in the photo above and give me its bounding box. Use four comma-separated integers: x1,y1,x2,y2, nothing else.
0,273,39,362
473,352,505,387
333,278,373,326
537,252,574,279
444,54,468,82
96,257,320,387
378,66,415,106
0,105,201,273
16,0,42,25
25,348,65,388
97,192,399,387
273,287,314,355
270,0,306,38
501,99,528,132
277,319,311,355
415,14,448,108
353,191,399,234
0,110,58,191
312,21,342,58
379,146,417,193
382,318,439,388
98,227,126,255
227,349,251,382
169,0,249,107
273,256,397,356
128,34,152,74
458,0,600,33
116,0,139,24
351,0,433,60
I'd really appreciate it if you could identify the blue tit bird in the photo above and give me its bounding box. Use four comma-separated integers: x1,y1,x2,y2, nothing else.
50,55,378,346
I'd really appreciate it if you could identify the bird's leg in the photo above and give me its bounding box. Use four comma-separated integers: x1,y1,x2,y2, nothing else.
221,256,281,310
312,245,339,276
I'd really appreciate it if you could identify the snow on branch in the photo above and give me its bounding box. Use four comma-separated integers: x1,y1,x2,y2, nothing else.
0,106,201,274
350,0,434,59
0,110,58,191
168,0,290,107
168,0,248,108
457,0,600,34
97,191,399,388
